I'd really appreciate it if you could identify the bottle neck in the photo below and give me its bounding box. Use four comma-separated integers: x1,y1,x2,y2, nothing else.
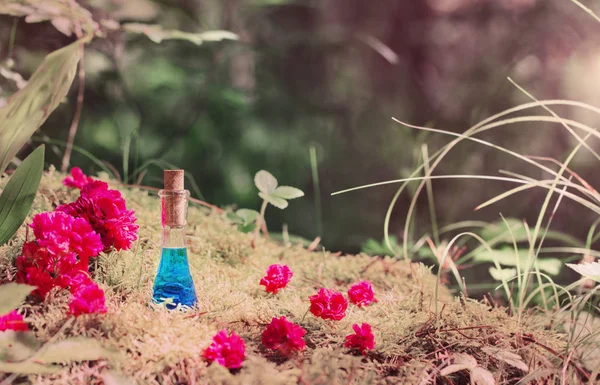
162,225,186,248
159,188,190,249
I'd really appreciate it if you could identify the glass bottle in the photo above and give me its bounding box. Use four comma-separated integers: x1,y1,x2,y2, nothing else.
152,170,197,310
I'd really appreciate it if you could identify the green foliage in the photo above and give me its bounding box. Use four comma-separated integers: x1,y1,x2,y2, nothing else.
0,145,44,246
254,170,304,210
474,248,562,276
0,283,35,316
0,37,85,173
123,23,238,45
361,236,400,256
478,218,582,246
227,209,259,233
252,170,304,245
566,261,600,283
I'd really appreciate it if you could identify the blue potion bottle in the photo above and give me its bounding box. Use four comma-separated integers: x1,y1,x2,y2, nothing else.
152,170,197,310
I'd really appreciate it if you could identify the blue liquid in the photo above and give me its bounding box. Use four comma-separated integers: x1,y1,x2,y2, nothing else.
152,247,197,309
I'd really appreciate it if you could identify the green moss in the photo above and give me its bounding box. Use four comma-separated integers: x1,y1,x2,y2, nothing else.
0,169,570,384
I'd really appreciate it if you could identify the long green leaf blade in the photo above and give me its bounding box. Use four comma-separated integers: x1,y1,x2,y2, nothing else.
0,145,45,245
0,37,87,173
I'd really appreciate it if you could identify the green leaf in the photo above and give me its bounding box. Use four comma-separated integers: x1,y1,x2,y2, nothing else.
0,331,40,362
361,237,400,256
479,218,581,246
235,209,259,224
226,212,242,224
566,262,600,283
237,223,256,233
259,192,288,209
272,186,304,200
36,338,116,364
0,36,86,173
0,145,45,246
255,170,278,194
123,23,238,45
474,248,562,276
0,361,60,374
0,283,35,316
488,267,517,282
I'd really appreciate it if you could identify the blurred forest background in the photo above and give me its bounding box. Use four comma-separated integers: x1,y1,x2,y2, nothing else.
1,0,600,256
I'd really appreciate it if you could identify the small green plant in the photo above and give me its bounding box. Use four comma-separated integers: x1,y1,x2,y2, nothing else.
252,170,304,247
227,209,260,234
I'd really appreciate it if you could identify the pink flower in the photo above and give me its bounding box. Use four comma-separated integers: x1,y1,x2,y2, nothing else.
31,211,103,261
0,310,28,332
63,167,94,189
260,264,293,294
309,288,348,321
203,329,246,369
344,323,375,354
58,181,139,251
68,280,107,316
347,280,377,307
16,242,89,299
261,316,306,355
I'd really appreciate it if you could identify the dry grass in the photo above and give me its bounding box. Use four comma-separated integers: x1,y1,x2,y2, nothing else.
0,169,574,384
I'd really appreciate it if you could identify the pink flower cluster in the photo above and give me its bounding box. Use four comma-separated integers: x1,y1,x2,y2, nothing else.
203,266,379,369
261,316,306,355
62,167,93,189
59,180,139,251
14,168,137,317
259,264,293,294
203,329,246,369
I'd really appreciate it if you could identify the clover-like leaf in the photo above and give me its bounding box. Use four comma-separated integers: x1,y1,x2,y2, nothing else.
0,283,36,316
236,209,259,224
259,192,288,209
272,186,304,200
566,262,600,283
255,170,278,194
237,222,256,233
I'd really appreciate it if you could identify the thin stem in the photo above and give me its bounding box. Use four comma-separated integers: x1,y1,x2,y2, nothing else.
310,145,323,237
252,200,268,247
61,45,85,172
7,18,17,60
61,0,85,173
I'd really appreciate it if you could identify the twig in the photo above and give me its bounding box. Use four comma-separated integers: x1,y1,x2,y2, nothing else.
120,183,223,212
520,334,591,381
61,1,86,173
562,350,574,385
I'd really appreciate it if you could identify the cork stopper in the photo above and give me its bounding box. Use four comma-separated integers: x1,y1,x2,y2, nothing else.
164,170,184,190
162,170,187,227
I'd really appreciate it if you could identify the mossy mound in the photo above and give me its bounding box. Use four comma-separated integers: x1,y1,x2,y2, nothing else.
0,170,571,384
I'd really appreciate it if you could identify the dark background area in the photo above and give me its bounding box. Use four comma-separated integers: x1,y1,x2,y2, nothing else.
1,0,600,257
